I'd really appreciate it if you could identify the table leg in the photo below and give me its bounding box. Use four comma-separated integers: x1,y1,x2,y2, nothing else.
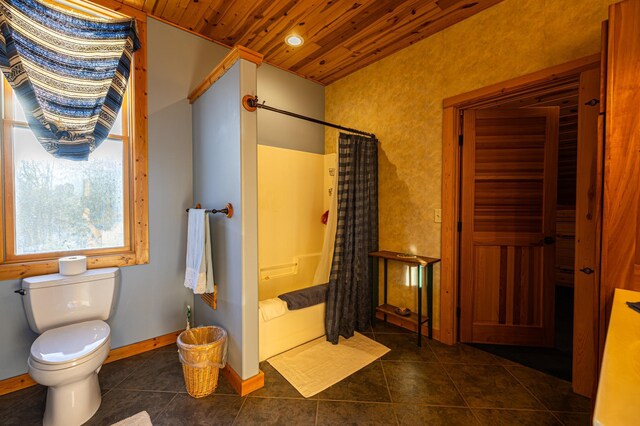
417,265,423,347
371,257,378,324
427,264,433,340
383,259,388,322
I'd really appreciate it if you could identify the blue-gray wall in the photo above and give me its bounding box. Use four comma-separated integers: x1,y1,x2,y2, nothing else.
257,64,325,154
0,18,227,381
191,62,244,376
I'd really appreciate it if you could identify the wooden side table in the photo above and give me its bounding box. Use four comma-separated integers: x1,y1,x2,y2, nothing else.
369,250,441,346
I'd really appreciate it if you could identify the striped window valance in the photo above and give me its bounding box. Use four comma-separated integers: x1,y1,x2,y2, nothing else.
0,0,140,160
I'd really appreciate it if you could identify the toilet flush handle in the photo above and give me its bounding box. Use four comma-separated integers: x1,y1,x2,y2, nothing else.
14,289,26,296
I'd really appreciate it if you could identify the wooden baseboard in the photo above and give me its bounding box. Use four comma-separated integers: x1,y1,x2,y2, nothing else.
104,330,182,364
221,365,264,396
0,329,182,396
0,373,36,397
375,311,441,342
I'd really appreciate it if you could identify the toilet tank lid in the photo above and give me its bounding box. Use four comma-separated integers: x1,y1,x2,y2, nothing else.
22,267,120,289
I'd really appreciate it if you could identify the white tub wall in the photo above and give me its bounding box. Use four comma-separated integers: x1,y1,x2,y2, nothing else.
257,145,326,302
259,253,321,300
257,145,324,266
324,154,337,210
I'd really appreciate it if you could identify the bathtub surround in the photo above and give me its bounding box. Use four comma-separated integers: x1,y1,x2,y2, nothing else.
256,143,327,363
326,133,379,344
259,302,326,362
313,153,339,286
257,146,325,272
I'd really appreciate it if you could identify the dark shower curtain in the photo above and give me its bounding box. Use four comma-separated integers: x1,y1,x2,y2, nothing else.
325,132,379,344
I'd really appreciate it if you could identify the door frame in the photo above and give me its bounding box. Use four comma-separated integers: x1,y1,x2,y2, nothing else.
440,54,601,346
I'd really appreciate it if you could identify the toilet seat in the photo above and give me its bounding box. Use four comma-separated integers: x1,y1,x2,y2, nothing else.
30,320,110,371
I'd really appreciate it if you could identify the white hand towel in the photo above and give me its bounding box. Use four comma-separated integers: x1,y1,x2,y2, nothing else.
259,298,288,322
184,209,215,294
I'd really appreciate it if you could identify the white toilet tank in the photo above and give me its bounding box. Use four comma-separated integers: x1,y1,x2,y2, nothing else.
21,267,120,333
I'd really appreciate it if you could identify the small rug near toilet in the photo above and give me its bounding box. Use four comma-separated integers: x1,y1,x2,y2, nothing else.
267,332,390,398
111,411,153,426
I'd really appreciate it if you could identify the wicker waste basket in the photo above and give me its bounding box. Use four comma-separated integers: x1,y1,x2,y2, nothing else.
177,326,228,398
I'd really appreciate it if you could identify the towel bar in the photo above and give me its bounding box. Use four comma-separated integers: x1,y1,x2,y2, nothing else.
186,203,233,218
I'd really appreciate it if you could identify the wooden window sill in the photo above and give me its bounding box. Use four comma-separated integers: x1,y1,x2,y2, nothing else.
0,252,148,281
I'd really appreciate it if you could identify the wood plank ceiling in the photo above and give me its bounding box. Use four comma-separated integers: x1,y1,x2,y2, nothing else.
113,0,504,85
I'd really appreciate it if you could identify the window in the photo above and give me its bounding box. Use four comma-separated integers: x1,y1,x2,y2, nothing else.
0,0,148,279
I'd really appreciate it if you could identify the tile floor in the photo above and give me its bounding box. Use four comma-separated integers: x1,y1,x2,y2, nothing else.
0,320,590,425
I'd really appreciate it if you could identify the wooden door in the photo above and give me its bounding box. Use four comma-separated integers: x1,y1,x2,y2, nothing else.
572,68,602,396
460,108,559,346
601,0,640,338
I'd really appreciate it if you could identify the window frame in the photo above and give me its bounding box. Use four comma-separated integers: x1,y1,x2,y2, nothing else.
0,0,148,280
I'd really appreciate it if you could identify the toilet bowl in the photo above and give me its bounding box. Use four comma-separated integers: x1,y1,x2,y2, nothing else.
27,320,111,426
19,267,119,425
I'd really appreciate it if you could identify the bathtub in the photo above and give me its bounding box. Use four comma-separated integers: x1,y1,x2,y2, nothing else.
259,302,325,361
258,254,326,361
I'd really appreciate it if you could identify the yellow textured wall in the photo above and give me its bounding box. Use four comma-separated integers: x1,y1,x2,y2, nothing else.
325,0,615,330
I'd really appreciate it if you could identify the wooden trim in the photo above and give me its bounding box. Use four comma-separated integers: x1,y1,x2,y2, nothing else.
188,46,264,104
121,92,132,251
131,18,149,265
221,365,265,396
104,330,181,363
0,329,181,396
0,77,134,272
440,106,460,345
596,19,608,396
0,252,138,280
0,373,35,397
375,311,441,341
42,0,146,21
84,0,147,21
440,55,600,346
1,79,11,270
4,79,18,265
571,67,601,398
144,14,229,49
443,54,601,109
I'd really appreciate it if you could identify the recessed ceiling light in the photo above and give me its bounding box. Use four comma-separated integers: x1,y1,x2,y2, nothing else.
285,34,304,47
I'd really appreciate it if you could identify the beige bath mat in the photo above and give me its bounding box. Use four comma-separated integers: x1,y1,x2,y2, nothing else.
111,411,153,426
268,332,390,398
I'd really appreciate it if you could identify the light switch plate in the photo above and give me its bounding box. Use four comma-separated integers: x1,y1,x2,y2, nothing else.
434,209,442,223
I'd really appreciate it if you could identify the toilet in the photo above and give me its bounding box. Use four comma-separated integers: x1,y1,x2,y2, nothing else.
19,267,120,426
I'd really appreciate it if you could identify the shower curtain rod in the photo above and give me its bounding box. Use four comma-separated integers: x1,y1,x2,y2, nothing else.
242,95,376,139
